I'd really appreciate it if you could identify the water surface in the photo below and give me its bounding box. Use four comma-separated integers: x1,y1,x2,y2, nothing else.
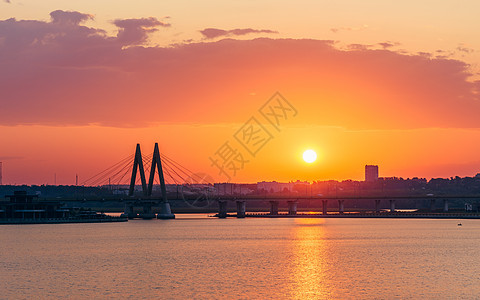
1,215,479,299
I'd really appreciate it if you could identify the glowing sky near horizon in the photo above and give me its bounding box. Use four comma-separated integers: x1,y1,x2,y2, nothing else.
1,0,480,185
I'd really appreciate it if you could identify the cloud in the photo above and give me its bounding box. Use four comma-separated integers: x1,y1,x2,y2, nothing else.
114,17,170,46
200,27,278,39
50,10,93,26
347,43,371,51
417,52,432,58
1,11,480,130
456,45,474,54
378,42,400,49
434,49,454,59
3,0,11,3
330,25,368,33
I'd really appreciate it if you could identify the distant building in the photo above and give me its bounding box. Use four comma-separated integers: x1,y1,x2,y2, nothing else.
214,183,235,195
0,191,127,224
0,191,70,220
0,161,2,185
214,183,255,195
365,165,379,182
257,181,293,193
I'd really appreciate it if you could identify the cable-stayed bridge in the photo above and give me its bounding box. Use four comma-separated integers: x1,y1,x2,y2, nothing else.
81,143,217,219
77,143,480,219
81,145,213,191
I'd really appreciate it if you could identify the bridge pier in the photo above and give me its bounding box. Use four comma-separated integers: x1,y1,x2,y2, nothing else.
218,200,228,218
322,200,328,215
443,199,449,212
288,201,298,215
269,201,279,215
157,201,175,219
389,200,396,212
430,199,436,212
124,203,136,219
338,200,344,214
375,199,381,213
236,201,246,218
139,203,155,219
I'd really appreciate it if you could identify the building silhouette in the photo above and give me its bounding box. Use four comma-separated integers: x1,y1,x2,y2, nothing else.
365,165,379,182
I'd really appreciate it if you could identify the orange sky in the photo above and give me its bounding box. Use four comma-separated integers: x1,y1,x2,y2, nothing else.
1,2,480,185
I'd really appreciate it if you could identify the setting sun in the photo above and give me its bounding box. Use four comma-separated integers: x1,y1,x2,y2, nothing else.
303,149,317,163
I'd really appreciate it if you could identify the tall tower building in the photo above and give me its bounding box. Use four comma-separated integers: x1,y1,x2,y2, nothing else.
0,161,2,185
365,165,378,182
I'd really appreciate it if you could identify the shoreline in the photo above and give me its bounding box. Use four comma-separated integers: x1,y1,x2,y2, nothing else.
213,212,480,219
0,217,128,225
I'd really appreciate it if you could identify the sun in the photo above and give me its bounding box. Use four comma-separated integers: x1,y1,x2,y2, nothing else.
303,149,317,163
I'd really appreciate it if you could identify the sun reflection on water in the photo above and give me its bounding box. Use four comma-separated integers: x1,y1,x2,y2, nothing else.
289,218,332,299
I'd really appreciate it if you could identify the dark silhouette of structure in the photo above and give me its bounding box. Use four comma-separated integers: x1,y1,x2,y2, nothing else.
365,165,379,182
129,144,148,196
0,191,127,224
125,143,175,219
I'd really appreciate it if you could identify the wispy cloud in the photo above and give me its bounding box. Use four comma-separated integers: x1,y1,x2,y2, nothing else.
347,43,371,51
456,45,474,54
378,41,400,49
200,27,278,39
330,25,368,33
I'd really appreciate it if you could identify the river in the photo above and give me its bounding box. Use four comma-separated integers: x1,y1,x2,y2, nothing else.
1,215,479,299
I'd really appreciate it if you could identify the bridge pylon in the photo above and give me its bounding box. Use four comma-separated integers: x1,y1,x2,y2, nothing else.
126,143,175,219
150,143,175,219
128,144,148,197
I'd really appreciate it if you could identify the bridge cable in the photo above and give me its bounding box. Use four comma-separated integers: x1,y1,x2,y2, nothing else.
82,155,134,186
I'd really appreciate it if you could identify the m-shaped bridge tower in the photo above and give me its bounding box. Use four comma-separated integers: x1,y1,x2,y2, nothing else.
126,143,175,219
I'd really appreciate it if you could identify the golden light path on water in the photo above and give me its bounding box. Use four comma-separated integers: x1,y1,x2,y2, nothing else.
290,218,332,299
3,217,480,298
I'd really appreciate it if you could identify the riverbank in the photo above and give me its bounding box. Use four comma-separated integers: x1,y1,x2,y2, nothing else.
213,212,480,219
0,216,128,225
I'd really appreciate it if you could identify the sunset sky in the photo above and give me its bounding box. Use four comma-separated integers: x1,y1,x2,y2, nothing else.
1,0,480,185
